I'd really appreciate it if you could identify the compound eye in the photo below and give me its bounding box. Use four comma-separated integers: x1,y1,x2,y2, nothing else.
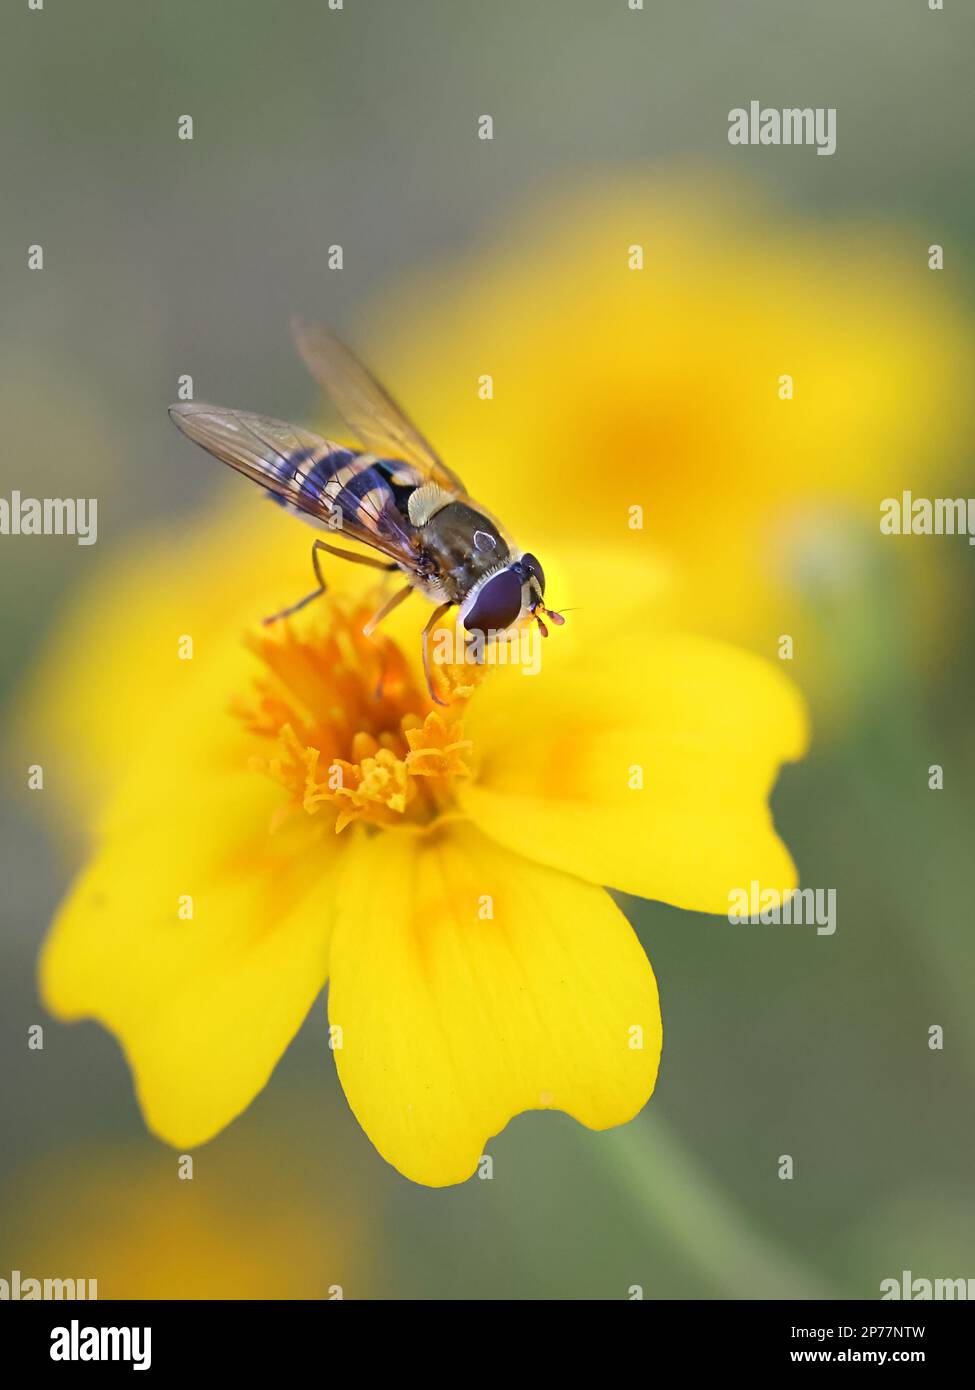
464,568,524,635
520,552,545,594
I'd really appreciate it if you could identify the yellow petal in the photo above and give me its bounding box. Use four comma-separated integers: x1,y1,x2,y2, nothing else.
459,630,808,913
328,823,661,1187
365,175,973,654
41,771,336,1149
12,498,405,823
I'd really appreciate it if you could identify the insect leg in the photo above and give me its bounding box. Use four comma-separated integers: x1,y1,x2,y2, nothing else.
361,585,414,699
314,540,401,571
363,583,413,638
262,539,397,625
421,601,453,708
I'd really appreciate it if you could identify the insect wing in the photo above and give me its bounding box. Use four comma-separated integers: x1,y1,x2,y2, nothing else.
292,318,467,496
169,403,417,564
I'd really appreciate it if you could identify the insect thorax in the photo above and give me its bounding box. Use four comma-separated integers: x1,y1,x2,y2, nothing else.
417,500,512,604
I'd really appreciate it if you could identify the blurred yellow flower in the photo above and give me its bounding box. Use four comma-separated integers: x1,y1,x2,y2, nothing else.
361,174,973,717
30,496,806,1185
0,1140,365,1299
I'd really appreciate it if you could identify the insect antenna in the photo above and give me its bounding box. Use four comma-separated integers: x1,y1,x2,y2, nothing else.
533,603,567,637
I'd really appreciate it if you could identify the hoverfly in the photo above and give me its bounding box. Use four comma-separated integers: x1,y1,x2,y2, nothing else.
168,321,563,704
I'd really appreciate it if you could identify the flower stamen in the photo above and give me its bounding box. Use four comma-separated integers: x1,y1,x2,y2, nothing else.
236,599,478,833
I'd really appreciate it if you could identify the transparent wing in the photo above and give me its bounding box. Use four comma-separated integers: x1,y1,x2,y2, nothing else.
168,402,418,563
292,318,467,495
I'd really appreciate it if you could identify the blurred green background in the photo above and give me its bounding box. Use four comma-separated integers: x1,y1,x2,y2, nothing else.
2,0,974,1299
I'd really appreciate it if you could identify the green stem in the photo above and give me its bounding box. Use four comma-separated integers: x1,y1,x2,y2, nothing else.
603,1114,836,1299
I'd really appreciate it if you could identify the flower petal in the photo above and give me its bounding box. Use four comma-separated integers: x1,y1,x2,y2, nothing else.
367,175,973,661
458,630,808,913
41,772,337,1149
328,823,661,1187
11,499,392,821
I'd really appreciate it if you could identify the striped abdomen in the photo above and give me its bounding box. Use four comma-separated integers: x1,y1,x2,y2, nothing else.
269,443,419,543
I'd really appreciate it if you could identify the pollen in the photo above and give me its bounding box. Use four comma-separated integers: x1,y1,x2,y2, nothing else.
234,598,478,833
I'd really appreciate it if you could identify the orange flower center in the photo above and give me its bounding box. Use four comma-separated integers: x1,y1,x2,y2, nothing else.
234,598,480,833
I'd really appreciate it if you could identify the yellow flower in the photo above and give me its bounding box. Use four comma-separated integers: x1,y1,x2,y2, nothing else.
1,1139,367,1298
359,175,973,718
29,498,806,1186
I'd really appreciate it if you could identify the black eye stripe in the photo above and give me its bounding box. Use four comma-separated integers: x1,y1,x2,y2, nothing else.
520,552,545,593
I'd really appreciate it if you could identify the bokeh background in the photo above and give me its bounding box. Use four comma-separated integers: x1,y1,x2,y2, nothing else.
2,0,974,1299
